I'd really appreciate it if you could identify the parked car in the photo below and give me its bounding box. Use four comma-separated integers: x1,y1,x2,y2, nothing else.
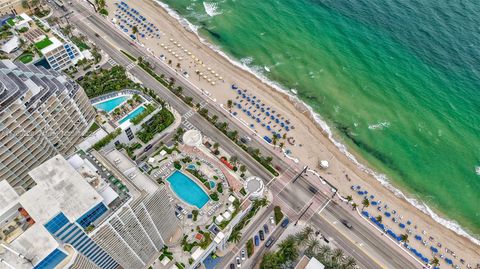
281,218,290,228
254,235,260,246
341,219,353,229
241,249,246,260
308,186,318,194
229,264,235,269
236,257,241,268
263,224,269,234
259,230,265,241
270,216,275,225
265,237,275,248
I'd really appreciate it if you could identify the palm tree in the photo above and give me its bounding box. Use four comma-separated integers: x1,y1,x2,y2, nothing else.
260,252,280,269
21,0,31,11
176,62,181,69
331,248,344,265
279,142,285,149
361,197,370,210
277,235,298,263
272,135,278,145
253,197,269,208
341,256,357,269
295,226,314,246
430,257,439,268
399,234,409,244
213,142,219,149
315,245,331,262
376,215,382,223
239,165,246,173
229,155,238,165
346,195,353,203
227,99,233,110
132,25,138,39
211,114,218,124
305,238,321,257
168,59,172,65
351,203,358,211
229,230,241,243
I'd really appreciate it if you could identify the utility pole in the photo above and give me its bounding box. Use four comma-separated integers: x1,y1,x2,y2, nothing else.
292,165,308,184
294,202,313,226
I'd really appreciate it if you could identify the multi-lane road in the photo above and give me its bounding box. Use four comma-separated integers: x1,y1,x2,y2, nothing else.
64,3,420,268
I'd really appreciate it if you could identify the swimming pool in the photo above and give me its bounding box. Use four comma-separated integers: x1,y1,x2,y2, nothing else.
119,106,145,124
94,96,128,113
167,171,210,208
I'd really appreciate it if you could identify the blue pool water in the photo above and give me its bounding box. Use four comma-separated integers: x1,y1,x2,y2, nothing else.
119,106,146,124
209,181,216,189
94,96,128,113
187,164,197,170
167,171,210,208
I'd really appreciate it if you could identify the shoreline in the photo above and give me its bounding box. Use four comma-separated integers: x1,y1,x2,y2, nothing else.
151,0,480,246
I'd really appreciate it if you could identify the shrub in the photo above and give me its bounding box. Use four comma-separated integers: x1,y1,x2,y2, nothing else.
209,192,219,201
136,108,174,143
92,129,121,150
274,206,284,225
192,210,198,221
246,238,254,257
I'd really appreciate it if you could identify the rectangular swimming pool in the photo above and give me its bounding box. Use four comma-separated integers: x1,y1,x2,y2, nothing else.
94,96,128,113
119,106,145,124
167,170,210,209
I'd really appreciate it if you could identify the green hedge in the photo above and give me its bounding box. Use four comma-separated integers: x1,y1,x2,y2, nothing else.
80,66,139,98
92,129,121,150
246,238,254,257
274,206,284,225
137,108,174,143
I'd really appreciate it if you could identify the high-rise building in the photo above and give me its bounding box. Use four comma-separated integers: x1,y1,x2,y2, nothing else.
0,153,180,269
0,60,95,191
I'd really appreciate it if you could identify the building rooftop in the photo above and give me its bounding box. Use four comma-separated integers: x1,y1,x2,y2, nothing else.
39,36,63,55
0,181,64,269
23,155,103,224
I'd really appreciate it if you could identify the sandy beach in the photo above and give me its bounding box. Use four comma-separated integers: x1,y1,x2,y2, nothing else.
106,0,479,266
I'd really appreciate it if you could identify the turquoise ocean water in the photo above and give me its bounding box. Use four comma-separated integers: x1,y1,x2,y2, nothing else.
157,0,480,239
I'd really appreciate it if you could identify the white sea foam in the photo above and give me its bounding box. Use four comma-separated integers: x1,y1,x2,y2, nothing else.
154,0,480,245
476,166,480,176
203,2,222,17
368,121,391,130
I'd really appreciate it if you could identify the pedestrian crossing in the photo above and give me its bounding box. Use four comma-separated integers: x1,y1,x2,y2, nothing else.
107,58,117,66
182,119,197,131
198,101,207,109
126,62,136,71
182,109,195,120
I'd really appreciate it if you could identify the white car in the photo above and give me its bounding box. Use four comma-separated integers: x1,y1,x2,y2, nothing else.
236,257,241,268
270,216,275,225
241,249,246,260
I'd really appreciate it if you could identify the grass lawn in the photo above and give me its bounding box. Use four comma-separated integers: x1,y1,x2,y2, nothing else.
6,18,15,26
17,54,33,64
35,37,53,50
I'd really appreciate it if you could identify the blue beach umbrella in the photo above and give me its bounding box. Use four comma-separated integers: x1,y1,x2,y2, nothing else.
430,246,438,253
266,111,270,116
266,126,271,130
399,223,406,229
384,212,391,217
